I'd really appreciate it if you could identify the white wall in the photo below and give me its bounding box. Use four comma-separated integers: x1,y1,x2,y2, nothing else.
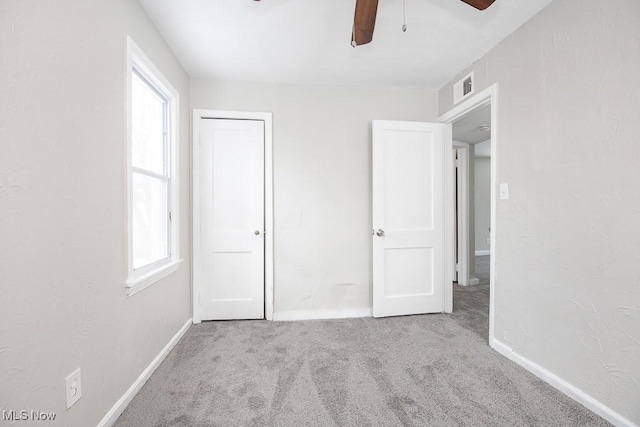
192,80,438,316
0,1,191,425
474,142,491,254
439,0,640,423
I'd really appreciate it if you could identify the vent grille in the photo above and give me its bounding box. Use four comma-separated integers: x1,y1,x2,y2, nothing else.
454,71,475,105
463,76,473,96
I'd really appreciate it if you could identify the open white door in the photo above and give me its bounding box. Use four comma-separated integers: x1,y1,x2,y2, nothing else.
198,118,265,320
372,121,449,318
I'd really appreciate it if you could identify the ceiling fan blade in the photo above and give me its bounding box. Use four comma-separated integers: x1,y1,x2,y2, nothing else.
351,0,379,46
460,0,496,10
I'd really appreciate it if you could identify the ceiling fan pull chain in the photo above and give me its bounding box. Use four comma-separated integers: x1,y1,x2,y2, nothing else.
402,0,407,32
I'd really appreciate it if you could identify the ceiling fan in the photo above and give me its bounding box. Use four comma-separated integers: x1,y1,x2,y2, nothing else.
351,0,496,47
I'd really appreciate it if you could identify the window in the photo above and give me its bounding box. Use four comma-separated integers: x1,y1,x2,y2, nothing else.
126,37,181,295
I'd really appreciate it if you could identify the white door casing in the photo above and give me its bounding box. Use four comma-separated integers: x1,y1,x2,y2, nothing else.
439,83,498,344
453,142,471,287
453,149,458,283
198,118,265,320
372,121,449,318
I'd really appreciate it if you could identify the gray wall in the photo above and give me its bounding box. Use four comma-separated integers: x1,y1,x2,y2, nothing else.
439,0,640,422
0,1,192,425
192,79,438,316
474,148,491,253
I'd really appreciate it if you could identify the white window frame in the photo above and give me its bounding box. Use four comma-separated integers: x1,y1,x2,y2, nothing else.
125,37,181,296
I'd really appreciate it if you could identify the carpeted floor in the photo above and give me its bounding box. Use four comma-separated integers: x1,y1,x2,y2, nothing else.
475,255,490,287
115,256,608,426
451,255,490,340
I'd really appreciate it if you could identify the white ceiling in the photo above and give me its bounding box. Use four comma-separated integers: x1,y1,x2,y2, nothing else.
452,103,491,144
138,0,554,89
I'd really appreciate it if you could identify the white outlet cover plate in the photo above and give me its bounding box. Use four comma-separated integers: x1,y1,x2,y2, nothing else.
65,368,82,409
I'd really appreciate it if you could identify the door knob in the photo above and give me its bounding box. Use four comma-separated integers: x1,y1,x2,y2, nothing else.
375,229,385,237
254,230,261,235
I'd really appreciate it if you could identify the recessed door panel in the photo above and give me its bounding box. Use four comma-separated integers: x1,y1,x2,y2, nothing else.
383,130,435,230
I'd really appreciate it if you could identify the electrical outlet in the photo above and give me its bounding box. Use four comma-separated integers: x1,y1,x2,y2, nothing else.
65,368,82,409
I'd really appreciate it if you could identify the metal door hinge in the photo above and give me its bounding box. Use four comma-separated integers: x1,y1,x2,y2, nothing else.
455,263,461,272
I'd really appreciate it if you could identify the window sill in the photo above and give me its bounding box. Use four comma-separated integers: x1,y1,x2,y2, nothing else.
126,259,183,297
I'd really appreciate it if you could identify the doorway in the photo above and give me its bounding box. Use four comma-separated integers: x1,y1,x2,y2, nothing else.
452,110,491,339
440,84,497,347
192,110,274,323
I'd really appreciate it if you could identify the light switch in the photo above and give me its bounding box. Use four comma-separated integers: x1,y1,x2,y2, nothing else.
65,368,82,409
499,183,509,200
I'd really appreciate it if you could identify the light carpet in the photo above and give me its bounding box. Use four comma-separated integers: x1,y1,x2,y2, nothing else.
115,258,607,426
451,255,491,340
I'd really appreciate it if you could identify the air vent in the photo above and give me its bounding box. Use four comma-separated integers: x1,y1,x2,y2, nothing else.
463,76,473,96
453,71,474,105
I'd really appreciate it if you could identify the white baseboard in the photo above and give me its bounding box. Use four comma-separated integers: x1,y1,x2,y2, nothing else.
273,308,372,321
475,250,490,256
492,339,637,427
98,318,192,427
459,277,481,287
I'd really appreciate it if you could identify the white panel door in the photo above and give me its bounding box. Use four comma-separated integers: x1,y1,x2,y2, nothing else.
372,121,448,318
199,118,264,320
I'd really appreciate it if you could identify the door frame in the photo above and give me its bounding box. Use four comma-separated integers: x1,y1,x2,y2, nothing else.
453,142,471,287
452,148,458,284
192,109,274,323
439,84,498,347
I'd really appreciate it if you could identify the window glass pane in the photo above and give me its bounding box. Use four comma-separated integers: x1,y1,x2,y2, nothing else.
132,71,166,175
132,172,169,269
